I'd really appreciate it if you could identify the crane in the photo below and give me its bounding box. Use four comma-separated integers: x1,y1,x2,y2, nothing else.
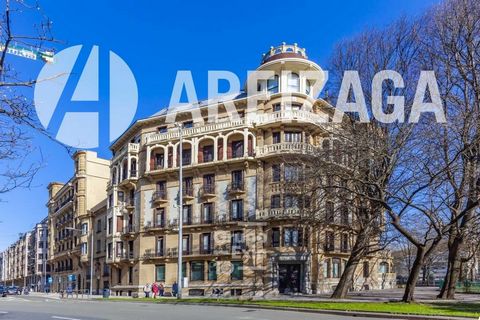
0,42,54,63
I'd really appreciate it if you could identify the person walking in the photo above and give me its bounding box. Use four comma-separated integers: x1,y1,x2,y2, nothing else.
151,282,159,299
158,282,164,297
143,283,151,298
172,281,178,297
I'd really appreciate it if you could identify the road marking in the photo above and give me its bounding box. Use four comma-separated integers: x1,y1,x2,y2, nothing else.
0,311,8,314
51,316,82,320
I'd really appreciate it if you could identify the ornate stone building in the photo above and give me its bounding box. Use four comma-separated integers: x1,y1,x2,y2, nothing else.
106,43,396,297
47,151,110,293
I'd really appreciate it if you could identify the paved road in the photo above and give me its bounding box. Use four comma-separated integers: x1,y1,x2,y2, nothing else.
0,295,399,320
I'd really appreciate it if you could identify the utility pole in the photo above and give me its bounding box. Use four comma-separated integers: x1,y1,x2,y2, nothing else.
89,225,94,296
176,123,183,299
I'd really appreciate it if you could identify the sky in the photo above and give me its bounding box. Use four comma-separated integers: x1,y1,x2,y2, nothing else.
0,0,441,250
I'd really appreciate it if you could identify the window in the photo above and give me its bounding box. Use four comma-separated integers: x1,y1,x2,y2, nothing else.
231,200,243,221
202,203,214,223
332,258,341,278
182,235,191,255
284,228,300,247
107,218,113,235
284,164,301,181
272,164,281,182
284,194,299,208
267,75,279,94
363,261,370,278
203,174,215,194
341,206,349,225
271,195,281,208
107,243,112,259
156,237,164,256
231,140,244,158
108,194,113,208
190,261,204,281
208,261,217,280
183,121,193,128
271,228,280,247
154,153,164,169
201,233,213,254
182,205,192,225
231,231,245,252
96,239,101,253
128,266,133,284
155,264,165,281
231,170,243,189
157,126,168,133
325,231,335,252
80,242,88,255
183,177,193,196
231,261,243,280
323,259,330,278
326,202,335,223
305,79,312,95
287,73,300,92
341,233,349,252
203,145,214,162
155,208,165,227
272,103,281,112
272,132,281,144
96,219,102,232
284,131,302,143
116,241,123,257
81,223,88,236
379,262,389,274
182,148,192,165
117,268,122,284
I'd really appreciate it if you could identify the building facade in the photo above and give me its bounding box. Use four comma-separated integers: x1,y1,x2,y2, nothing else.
105,43,395,297
1,232,32,287
47,151,110,293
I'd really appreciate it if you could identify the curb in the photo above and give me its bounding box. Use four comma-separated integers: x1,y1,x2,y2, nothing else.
100,299,476,320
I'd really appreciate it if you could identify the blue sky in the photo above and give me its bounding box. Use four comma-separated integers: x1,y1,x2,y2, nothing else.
0,0,440,250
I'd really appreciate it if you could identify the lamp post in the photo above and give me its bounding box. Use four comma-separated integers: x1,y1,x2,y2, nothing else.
175,122,183,299
66,225,94,297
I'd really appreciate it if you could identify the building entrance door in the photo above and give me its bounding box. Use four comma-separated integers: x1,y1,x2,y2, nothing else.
278,263,301,294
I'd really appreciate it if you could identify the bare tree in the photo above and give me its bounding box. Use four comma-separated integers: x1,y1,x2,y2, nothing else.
415,0,480,300
0,0,60,196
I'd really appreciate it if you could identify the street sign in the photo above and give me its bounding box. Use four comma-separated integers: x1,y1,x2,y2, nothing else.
47,277,53,284
67,274,76,282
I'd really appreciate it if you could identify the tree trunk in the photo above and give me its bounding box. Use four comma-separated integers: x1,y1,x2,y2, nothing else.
330,231,367,299
439,237,462,299
402,246,425,302
331,258,359,298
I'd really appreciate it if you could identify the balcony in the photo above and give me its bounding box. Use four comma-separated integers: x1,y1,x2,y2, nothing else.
256,208,302,220
255,110,329,128
152,190,167,203
182,187,194,199
145,118,251,144
256,142,315,158
122,225,136,237
143,249,165,260
112,143,139,164
199,184,216,198
227,181,245,195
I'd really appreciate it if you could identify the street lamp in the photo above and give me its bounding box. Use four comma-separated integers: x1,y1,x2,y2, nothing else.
66,225,94,297
175,122,183,299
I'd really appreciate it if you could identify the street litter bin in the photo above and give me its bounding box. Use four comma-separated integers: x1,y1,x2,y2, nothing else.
102,288,110,299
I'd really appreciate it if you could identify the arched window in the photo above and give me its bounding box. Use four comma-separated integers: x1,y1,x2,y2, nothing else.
267,75,279,94
287,73,300,92
306,79,312,95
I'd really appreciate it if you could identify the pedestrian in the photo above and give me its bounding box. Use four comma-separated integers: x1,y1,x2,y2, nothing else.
151,282,159,299
172,281,178,297
143,283,151,298
66,286,73,298
158,282,164,297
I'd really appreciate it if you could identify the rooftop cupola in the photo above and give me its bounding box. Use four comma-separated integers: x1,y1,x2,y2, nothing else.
261,42,307,65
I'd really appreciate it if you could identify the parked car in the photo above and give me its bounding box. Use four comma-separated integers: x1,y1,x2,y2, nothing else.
6,286,19,295
0,286,6,297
